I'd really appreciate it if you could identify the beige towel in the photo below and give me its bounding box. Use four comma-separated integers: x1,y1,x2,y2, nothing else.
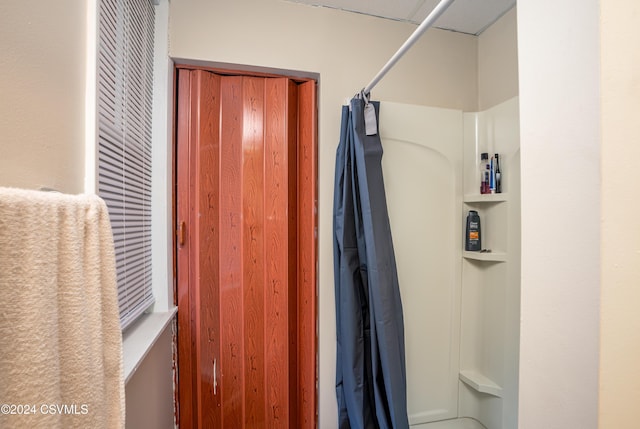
0,187,125,428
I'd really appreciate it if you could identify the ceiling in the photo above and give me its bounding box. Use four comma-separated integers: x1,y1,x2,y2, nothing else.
284,0,516,35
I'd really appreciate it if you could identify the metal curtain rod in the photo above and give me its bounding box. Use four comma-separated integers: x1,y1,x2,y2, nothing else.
362,0,456,95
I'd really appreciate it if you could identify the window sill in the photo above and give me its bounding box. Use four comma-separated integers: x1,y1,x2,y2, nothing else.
122,307,177,384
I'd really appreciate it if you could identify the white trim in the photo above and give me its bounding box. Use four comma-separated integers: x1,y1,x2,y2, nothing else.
151,0,174,312
123,307,177,383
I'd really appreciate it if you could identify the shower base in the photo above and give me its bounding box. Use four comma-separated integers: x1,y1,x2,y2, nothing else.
411,417,487,429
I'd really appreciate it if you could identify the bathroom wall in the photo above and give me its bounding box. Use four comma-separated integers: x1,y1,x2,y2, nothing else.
518,0,601,428
170,0,478,111
125,325,175,428
478,7,519,110
599,0,640,426
0,0,86,193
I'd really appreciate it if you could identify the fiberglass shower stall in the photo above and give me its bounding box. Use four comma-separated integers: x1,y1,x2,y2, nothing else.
378,98,520,429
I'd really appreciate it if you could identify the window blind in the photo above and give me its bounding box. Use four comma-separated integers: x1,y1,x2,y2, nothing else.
97,0,155,330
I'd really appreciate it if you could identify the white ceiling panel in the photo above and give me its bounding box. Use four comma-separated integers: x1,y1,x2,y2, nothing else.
412,0,515,35
285,0,516,35
289,0,422,21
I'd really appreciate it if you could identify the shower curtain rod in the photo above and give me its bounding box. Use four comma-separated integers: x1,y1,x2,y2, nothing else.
362,0,455,95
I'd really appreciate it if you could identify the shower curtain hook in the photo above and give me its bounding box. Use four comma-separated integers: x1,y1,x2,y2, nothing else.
360,89,370,105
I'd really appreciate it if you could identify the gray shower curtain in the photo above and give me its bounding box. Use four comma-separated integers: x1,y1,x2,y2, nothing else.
333,95,409,429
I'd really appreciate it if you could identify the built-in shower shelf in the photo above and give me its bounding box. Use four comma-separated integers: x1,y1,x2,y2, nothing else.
463,193,508,203
459,370,503,397
463,251,507,262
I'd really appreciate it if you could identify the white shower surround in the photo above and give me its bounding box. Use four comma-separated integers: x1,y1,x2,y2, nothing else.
380,97,520,428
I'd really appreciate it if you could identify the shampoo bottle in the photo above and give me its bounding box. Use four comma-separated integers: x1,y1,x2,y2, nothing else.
465,210,481,251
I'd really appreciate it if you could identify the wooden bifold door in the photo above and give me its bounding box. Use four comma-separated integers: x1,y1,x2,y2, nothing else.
175,68,317,428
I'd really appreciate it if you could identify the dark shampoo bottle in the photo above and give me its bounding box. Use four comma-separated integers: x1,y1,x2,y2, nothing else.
465,210,481,251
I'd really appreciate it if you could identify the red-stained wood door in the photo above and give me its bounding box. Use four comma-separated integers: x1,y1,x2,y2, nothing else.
175,68,317,429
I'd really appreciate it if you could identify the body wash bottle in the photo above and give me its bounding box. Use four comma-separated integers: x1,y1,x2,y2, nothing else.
465,210,481,251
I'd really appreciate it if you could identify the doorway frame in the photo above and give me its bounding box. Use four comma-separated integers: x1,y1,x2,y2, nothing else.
172,63,319,428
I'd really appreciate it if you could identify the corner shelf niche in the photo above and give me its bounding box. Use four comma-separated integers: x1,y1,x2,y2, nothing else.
459,97,520,429
459,370,503,397
460,190,510,418
463,193,508,203
463,193,508,257
463,251,506,262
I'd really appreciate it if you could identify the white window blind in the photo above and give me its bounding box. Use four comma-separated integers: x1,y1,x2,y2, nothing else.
97,0,155,330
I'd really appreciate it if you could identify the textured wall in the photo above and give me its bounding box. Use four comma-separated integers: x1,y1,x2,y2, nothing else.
518,1,601,428
599,0,640,427
0,0,87,193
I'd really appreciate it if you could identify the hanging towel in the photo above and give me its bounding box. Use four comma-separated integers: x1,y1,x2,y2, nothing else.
0,187,125,429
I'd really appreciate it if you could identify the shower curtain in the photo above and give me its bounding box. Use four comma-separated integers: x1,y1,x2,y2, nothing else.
333,94,409,429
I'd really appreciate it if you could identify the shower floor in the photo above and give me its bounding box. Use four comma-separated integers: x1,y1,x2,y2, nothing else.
411,417,487,429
